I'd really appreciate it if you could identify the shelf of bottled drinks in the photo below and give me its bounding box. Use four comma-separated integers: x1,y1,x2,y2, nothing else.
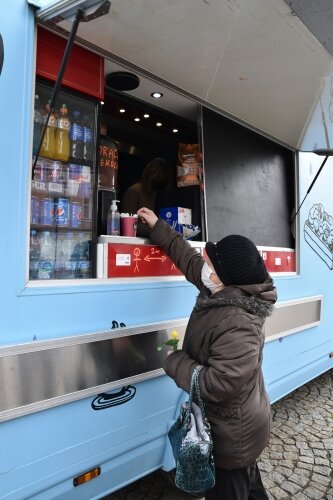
29,83,97,280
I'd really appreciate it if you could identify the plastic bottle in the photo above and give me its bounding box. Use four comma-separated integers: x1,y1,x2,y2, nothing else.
74,232,91,279
83,114,94,166
29,229,41,280
54,104,71,162
70,110,84,163
37,231,56,279
33,95,42,157
40,101,56,159
107,200,120,236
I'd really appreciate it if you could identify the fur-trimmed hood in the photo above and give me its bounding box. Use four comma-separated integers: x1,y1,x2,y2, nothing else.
195,279,277,318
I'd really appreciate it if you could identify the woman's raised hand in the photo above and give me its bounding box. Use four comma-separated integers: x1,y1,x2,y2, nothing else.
137,207,158,229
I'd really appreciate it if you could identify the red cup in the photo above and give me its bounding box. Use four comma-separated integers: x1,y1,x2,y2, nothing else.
120,216,138,237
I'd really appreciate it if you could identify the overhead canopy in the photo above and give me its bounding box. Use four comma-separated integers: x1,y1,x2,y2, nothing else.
29,0,333,151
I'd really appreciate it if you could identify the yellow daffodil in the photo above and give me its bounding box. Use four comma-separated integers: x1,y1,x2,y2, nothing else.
157,330,180,352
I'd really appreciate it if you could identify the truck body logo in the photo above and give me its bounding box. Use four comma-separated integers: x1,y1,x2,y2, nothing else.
91,385,136,410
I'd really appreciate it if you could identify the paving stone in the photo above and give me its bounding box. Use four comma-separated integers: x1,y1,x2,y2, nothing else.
293,467,311,477
293,493,309,500
299,456,314,464
287,473,309,487
309,481,328,494
312,449,327,458
296,441,309,450
280,480,302,495
310,473,331,485
269,486,291,499
270,451,284,460
283,451,298,460
258,461,273,472
323,439,333,450
312,464,331,476
296,462,313,471
308,441,324,449
271,444,284,452
314,456,330,466
303,486,328,499
274,466,293,478
268,471,286,484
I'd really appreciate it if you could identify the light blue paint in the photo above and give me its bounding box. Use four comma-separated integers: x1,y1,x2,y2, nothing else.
0,1,332,498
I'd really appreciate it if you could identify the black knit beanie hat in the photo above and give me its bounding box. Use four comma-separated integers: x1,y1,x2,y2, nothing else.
205,234,268,286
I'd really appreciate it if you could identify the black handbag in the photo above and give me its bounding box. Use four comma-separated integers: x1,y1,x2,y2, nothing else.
168,365,215,495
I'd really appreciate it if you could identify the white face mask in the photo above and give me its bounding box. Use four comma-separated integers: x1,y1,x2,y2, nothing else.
201,262,222,290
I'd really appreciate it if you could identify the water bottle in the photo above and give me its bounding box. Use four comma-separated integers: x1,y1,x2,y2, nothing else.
70,110,83,163
61,232,76,279
37,231,56,279
33,95,42,157
74,232,91,279
29,229,41,280
83,114,93,166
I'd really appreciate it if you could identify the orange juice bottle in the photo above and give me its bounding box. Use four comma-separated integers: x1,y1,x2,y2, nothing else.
40,101,56,159
54,104,71,162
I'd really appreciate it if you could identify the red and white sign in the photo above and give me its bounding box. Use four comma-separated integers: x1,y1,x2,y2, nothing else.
97,239,294,279
107,243,182,278
257,247,295,273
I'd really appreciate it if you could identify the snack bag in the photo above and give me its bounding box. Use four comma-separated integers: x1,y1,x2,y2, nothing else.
177,143,201,187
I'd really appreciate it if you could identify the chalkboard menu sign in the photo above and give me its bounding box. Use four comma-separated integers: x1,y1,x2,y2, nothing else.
202,107,295,248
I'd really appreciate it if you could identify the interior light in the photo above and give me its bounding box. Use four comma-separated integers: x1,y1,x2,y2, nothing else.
119,109,126,113
143,114,150,118
134,117,140,122
100,101,104,105
173,129,179,133
151,92,163,99
156,122,162,127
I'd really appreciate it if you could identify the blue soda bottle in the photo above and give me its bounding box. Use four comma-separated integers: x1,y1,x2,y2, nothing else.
83,114,94,166
70,111,83,163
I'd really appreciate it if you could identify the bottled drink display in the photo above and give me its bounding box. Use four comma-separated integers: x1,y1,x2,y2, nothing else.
29,85,96,280
40,101,56,159
70,110,84,163
54,104,70,162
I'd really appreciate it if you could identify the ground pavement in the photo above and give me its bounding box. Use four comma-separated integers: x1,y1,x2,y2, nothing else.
106,370,333,500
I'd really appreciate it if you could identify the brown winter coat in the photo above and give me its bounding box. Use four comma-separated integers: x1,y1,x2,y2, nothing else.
149,219,277,470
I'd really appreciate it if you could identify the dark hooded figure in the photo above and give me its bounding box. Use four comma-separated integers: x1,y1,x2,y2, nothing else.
122,158,172,237
137,207,277,500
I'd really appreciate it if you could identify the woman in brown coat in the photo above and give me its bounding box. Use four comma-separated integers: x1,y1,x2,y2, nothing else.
138,207,277,500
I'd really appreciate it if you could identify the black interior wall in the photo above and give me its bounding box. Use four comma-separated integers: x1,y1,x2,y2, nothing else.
203,107,295,247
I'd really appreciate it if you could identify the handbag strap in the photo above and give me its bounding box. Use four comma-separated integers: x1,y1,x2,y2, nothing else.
189,365,206,419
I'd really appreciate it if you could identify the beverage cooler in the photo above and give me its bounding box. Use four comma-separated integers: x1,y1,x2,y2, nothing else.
29,82,97,280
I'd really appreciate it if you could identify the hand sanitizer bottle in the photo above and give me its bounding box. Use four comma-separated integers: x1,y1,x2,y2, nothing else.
107,200,120,235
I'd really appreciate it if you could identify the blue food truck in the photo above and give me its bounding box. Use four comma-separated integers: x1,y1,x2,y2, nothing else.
0,1,332,498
